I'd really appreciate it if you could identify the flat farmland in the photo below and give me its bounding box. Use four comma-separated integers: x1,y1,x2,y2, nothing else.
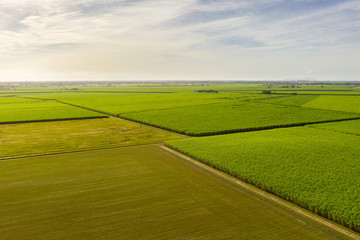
0,145,341,239
121,100,360,136
166,126,360,231
2,85,360,238
0,117,180,158
0,97,105,124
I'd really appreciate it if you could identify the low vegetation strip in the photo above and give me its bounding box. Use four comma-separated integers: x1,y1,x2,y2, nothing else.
165,127,360,232
0,145,338,239
0,97,105,123
0,118,180,158
120,100,360,136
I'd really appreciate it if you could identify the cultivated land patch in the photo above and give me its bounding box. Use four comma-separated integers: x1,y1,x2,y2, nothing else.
303,95,360,113
0,117,180,158
121,100,360,136
0,145,340,239
165,126,360,232
0,97,105,124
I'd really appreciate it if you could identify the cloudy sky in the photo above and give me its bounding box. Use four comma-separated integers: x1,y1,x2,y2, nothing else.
0,0,359,81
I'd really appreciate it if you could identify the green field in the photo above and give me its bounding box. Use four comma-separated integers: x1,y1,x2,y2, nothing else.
303,95,360,113
166,126,360,231
0,145,341,239
121,100,360,135
0,117,180,158
0,97,105,123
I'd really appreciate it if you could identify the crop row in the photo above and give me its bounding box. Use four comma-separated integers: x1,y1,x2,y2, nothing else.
120,115,360,136
120,100,360,136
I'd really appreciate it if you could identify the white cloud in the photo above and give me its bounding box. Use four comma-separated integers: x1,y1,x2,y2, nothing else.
0,0,359,81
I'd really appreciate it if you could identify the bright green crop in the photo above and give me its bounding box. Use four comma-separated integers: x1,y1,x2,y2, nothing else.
121,100,360,136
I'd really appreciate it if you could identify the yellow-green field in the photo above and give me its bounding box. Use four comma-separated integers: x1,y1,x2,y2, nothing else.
0,117,180,158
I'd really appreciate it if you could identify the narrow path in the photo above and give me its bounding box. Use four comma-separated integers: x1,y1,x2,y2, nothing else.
160,145,360,240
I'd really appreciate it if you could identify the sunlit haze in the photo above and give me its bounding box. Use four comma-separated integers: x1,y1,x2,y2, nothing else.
0,0,359,81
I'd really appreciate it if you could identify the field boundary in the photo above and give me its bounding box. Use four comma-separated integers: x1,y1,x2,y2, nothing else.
160,145,360,240
120,115,360,136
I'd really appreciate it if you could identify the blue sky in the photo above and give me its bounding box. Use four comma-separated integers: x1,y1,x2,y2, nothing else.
0,0,359,81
